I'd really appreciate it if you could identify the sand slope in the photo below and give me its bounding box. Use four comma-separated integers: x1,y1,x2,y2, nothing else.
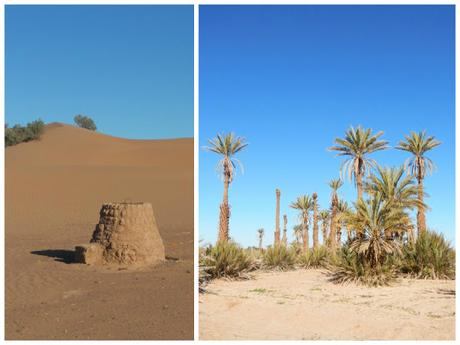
5,123,193,339
200,269,455,340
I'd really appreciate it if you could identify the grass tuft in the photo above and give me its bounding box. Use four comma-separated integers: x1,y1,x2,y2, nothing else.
262,245,296,270
399,230,455,280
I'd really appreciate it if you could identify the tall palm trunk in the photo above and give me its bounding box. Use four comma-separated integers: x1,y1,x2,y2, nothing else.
282,214,287,246
356,170,363,201
218,172,230,242
321,221,328,246
274,189,281,246
329,196,337,250
416,158,426,236
302,216,309,253
312,193,319,249
416,178,426,236
258,235,263,250
356,163,365,240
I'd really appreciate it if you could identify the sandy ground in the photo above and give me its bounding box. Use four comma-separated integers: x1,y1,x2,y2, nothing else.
200,269,455,340
5,123,194,340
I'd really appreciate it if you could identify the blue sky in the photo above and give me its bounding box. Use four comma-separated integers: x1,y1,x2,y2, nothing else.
6,5,193,139
199,5,455,247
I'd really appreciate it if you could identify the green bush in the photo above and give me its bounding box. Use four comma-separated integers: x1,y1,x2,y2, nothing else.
399,231,455,280
298,246,329,268
200,241,256,282
74,114,97,131
263,245,296,270
327,245,396,287
5,119,45,147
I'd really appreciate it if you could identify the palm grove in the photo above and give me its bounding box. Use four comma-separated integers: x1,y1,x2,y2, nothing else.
200,127,454,287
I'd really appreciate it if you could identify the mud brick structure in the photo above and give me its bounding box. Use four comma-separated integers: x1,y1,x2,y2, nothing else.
75,202,165,266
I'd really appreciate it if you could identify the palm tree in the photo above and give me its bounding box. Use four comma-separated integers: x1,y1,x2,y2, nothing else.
312,192,319,249
346,195,412,270
336,199,351,245
293,224,303,244
282,214,288,246
396,131,441,236
205,133,248,242
319,210,330,246
328,179,343,250
290,195,314,252
257,228,264,250
275,188,281,246
365,165,422,211
329,126,389,201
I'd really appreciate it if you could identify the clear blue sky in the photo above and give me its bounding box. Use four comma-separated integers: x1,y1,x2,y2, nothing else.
6,5,193,139
199,5,455,248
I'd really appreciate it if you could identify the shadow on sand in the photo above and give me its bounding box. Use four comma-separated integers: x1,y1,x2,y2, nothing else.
31,249,75,264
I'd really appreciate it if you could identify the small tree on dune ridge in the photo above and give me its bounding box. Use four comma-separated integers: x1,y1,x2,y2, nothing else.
74,114,97,131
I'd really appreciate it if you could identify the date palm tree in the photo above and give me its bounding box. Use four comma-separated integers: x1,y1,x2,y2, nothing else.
328,179,343,250
290,195,314,253
293,224,303,244
396,131,441,236
319,210,330,246
329,126,389,202
336,199,351,245
346,195,412,270
367,165,425,208
205,133,248,242
257,228,264,250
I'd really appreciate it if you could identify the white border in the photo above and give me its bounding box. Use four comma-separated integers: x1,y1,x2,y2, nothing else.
193,3,199,341
1,0,458,344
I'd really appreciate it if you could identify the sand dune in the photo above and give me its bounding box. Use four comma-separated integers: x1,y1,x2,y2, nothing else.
5,123,193,340
200,269,455,340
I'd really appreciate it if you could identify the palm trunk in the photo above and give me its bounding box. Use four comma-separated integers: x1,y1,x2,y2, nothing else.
275,189,281,246
417,174,426,237
258,236,263,250
282,214,287,246
356,162,363,201
302,214,309,253
218,176,230,242
312,193,319,249
336,223,342,246
322,221,328,246
329,197,337,250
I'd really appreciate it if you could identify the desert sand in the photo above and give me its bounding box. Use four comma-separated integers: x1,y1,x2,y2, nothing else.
5,123,193,340
200,269,455,340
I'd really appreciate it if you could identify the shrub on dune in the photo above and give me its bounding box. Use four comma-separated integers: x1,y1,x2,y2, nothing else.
262,245,296,270
5,119,45,147
74,114,97,131
400,230,455,279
